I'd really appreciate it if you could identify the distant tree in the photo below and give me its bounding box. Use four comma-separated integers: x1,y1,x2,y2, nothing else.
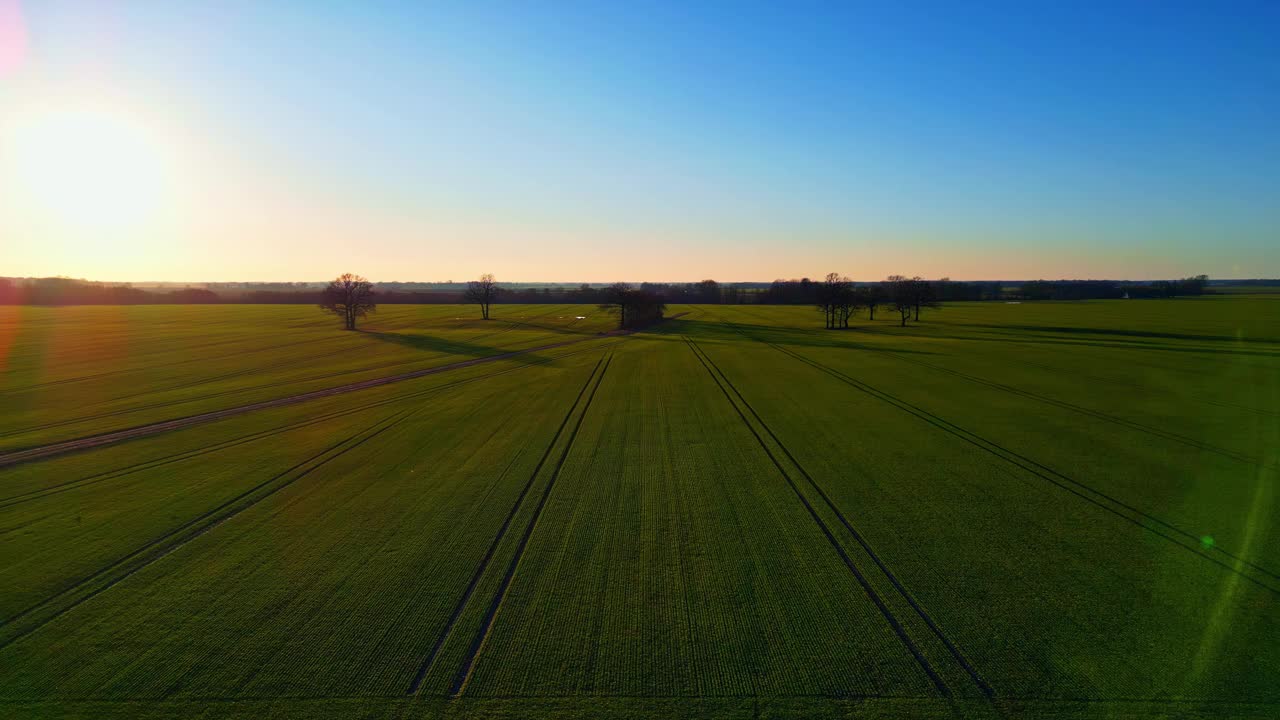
629,289,667,326
859,284,883,321
838,283,862,328
598,282,666,328
1171,274,1209,296
888,275,915,327
816,273,853,329
599,282,634,328
319,273,376,330
464,273,500,319
697,279,720,304
815,279,835,329
911,277,940,321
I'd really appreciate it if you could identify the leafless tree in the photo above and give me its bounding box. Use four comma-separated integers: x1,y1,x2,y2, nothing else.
464,273,500,319
859,284,882,321
598,282,667,329
838,284,862,327
911,277,940,321
599,282,634,328
319,273,376,330
816,273,853,329
888,275,915,327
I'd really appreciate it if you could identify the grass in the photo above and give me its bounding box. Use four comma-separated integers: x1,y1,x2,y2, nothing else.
0,304,617,451
1,297,1277,718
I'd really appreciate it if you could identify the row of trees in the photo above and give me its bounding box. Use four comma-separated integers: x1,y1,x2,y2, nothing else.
815,274,939,328
319,270,939,331
3,274,1216,307
319,274,668,331
319,269,943,332
0,277,222,305
764,277,977,305
1018,275,1208,300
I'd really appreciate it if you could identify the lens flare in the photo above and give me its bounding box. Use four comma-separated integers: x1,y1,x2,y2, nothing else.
0,0,26,78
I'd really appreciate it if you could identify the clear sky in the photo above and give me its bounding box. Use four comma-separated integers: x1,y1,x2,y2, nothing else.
1,1,1277,282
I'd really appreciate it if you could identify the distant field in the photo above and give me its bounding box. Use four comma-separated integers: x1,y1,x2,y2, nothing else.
1,297,1277,719
0,304,618,451
1211,286,1280,294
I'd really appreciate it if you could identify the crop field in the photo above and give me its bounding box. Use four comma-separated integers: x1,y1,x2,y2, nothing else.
1,297,1277,719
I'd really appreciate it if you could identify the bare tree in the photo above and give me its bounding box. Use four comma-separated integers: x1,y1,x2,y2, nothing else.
629,289,667,326
887,275,914,327
859,284,882,321
838,283,862,328
911,277,940,321
599,282,633,328
464,273,501,319
319,273,376,330
816,273,853,329
598,282,667,329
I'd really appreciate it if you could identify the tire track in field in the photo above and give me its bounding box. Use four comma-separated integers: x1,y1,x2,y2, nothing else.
0,307,535,399
445,354,614,698
685,337,995,700
0,407,417,649
0,409,362,508
718,311,1280,583
1004,353,1280,420
681,336,952,699
403,354,609,695
0,335,505,441
0,341,620,508
0,308,570,440
0,329,338,397
6,313,573,438
0,335,617,469
730,325,1280,594
869,347,1278,472
725,305,1280,421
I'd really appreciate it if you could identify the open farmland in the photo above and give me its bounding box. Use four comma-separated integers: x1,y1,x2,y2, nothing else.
1,297,1277,719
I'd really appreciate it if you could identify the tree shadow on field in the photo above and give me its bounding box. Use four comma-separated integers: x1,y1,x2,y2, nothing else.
361,330,546,365
646,317,939,355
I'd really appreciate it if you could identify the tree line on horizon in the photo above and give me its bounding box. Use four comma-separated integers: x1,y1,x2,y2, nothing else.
813,273,941,328
0,273,1215,311
317,274,668,331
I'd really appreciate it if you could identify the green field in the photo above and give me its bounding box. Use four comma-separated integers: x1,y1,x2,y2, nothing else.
1,297,1277,719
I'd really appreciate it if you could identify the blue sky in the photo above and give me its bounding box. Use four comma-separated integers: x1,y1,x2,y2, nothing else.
1,1,1277,280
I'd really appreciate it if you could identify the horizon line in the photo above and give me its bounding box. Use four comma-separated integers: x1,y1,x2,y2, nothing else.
6,275,1264,286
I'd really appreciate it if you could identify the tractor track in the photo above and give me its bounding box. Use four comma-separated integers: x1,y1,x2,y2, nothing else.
447,354,614,697
682,336,952,698
0,329,337,397
405,354,610,696
726,305,1280,422
0,340,619,508
0,322,555,443
0,304,573,440
866,347,1277,472
0,334,617,469
726,322,1280,593
685,336,994,699
0,408,416,649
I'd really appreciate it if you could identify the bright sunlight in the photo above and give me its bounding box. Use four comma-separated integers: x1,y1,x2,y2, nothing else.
3,105,170,233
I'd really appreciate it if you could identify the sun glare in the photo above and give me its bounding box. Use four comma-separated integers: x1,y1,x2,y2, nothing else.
4,106,170,232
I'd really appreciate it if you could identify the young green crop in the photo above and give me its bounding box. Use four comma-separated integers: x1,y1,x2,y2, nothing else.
1,297,1276,718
